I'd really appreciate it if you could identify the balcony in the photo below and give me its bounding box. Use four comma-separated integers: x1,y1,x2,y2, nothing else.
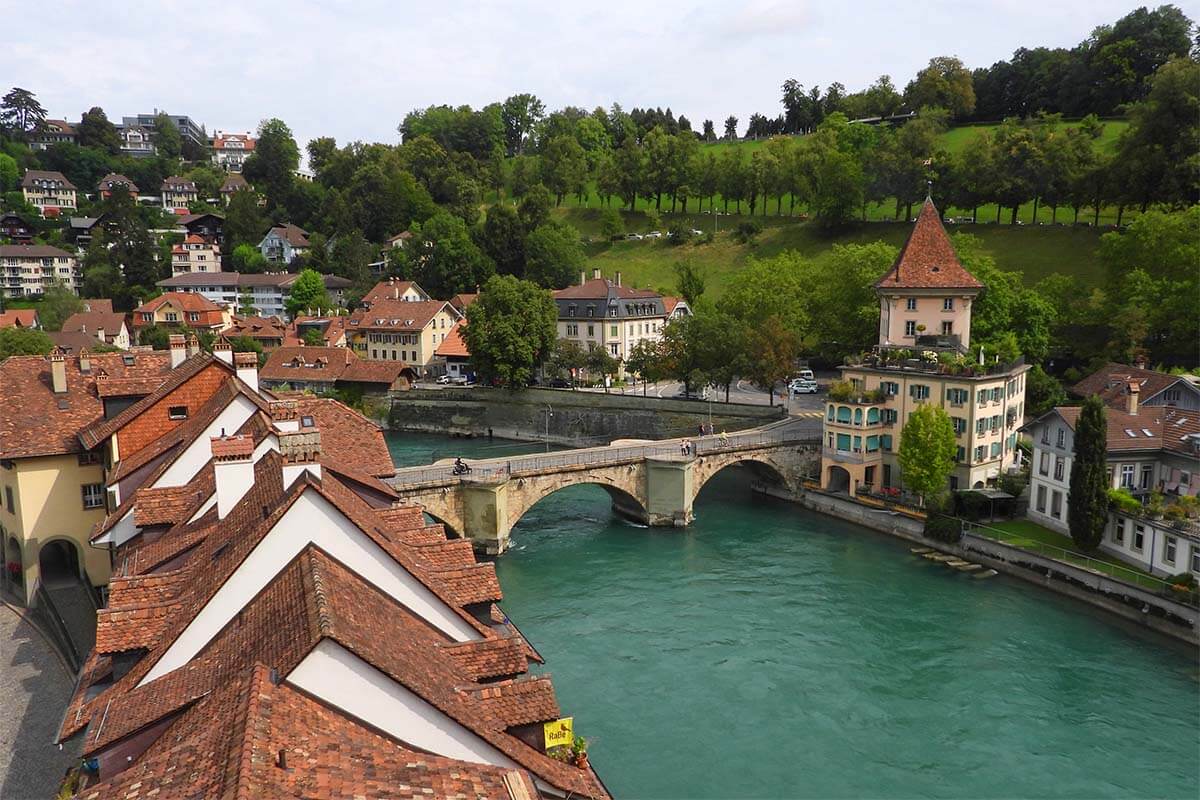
823,446,883,465
844,345,1024,378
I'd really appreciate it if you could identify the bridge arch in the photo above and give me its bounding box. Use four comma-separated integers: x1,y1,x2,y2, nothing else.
506,471,648,531
690,450,797,504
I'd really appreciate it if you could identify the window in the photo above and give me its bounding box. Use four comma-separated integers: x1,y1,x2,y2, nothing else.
587,324,594,337
910,384,929,400
1051,490,1062,519
1120,464,1135,489
301,415,315,428
1053,457,1064,481
836,406,852,423
906,298,917,311
1140,465,1153,490
991,442,1002,458
4,486,12,513
955,445,965,462
904,320,916,336
947,388,968,405
1164,536,1177,565
942,297,954,311
1036,485,1046,512
141,312,152,321
1041,427,1050,444
1039,452,1050,476
977,419,988,436
82,483,105,509
974,446,985,462
836,433,851,451
164,312,178,322
941,321,953,335
1056,428,1065,448
1132,524,1145,552
609,325,618,337
866,435,880,452
881,435,893,451
882,381,899,396
826,405,835,421
1114,517,1125,544
1191,545,1200,573
953,417,966,435
168,406,188,420
609,343,618,356
77,451,100,466
977,389,987,405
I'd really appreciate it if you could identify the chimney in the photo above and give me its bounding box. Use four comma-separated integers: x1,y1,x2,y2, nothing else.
49,347,68,394
186,333,201,358
213,337,233,365
234,351,258,393
615,271,622,287
269,399,300,432
168,333,186,368
592,268,601,280
1132,353,1147,370
78,348,91,374
1126,381,1140,415
579,271,586,286
279,429,321,485
211,435,255,519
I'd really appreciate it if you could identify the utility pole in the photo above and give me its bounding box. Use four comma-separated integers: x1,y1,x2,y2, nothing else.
543,404,553,452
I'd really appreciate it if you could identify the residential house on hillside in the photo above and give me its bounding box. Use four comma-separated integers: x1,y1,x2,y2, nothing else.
261,346,415,393
0,348,175,604
819,198,1029,496
157,271,349,319
224,315,293,350
210,131,255,172
449,292,478,314
0,308,39,329
361,278,430,306
218,172,250,205
133,292,231,333
259,223,310,264
67,216,105,247
116,124,156,158
160,176,198,214
347,298,461,375
122,112,207,149
21,170,77,217
29,119,77,151
178,212,224,247
553,269,688,371
97,173,139,201
1024,368,1200,577
435,320,472,381
170,233,222,274
61,299,130,349
0,244,81,298
0,211,34,243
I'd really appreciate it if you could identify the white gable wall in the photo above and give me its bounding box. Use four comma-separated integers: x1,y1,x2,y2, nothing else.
155,394,258,487
138,489,479,686
287,639,518,769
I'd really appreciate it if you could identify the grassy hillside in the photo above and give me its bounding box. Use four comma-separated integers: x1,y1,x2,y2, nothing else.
560,208,1106,300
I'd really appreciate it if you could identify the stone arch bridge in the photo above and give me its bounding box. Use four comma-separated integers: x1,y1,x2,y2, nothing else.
388,419,821,554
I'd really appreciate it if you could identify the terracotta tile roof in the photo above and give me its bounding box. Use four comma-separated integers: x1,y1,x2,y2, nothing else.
261,345,410,391
132,292,227,328
1071,363,1196,405
21,168,76,190
473,676,561,727
362,279,428,304
291,314,349,346
47,330,104,353
97,173,138,194
61,305,127,341
131,485,206,527
449,292,478,311
212,133,256,151
77,663,542,800
435,320,471,358
0,243,76,259
442,636,531,681
219,172,249,192
663,295,684,314
267,223,309,247
348,299,457,333
79,354,235,449
1045,406,1200,456
430,563,504,606
93,375,165,398
226,314,287,340
0,309,39,328
874,198,982,290
0,351,172,459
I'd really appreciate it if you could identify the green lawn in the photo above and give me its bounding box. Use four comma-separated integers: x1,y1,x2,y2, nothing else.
566,209,1105,299
981,519,1164,591
939,119,1128,155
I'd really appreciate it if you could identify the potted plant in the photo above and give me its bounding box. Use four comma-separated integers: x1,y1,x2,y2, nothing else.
1147,491,1166,520
571,736,590,769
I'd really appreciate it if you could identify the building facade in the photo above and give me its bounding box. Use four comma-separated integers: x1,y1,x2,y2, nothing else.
259,223,310,264
170,233,222,274
820,199,1029,495
0,244,81,298
160,176,198,214
97,173,139,201
156,272,350,319
21,170,77,217
347,298,461,374
116,125,156,157
210,131,255,172
132,292,231,332
29,120,77,151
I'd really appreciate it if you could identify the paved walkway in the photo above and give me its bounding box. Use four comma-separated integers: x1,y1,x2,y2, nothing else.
0,603,79,800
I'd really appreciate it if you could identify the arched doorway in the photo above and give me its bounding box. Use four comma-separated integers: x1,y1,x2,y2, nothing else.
38,539,81,586
826,465,852,494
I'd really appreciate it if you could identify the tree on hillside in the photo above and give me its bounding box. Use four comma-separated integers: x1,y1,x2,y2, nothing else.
723,116,739,141
0,87,46,139
585,344,620,391
898,404,958,505
0,327,52,360
524,220,583,289
903,56,976,117
243,119,300,209
412,211,494,298
1114,57,1200,211
285,268,330,318
673,261,705,306
540,135,587,206
463,275,557,389
152,112,182,159
702,120,716,142
517,184,552,232
1068,396,1109,552
480,203,526,276
598,207,624,239
38,283,84,331
0,152,18,192
77,107,121,154
744,315,797,406
501,94,545,156
223,189,269,253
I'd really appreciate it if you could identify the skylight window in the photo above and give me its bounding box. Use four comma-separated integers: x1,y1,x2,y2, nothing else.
1142,429,1154,437
301,415,315,428
1124,429,1137,437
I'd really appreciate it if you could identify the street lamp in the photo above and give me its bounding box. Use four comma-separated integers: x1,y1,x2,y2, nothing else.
543,403,553,452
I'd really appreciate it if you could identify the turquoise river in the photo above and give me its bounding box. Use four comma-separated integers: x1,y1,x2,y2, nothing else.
388,433,1200,799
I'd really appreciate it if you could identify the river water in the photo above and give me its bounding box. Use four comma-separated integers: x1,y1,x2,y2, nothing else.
388,433,1200,799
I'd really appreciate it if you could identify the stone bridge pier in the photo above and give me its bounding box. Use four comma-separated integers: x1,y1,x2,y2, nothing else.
391,434,820,555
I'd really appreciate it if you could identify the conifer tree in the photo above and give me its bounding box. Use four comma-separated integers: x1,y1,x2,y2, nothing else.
1068,396,1109,551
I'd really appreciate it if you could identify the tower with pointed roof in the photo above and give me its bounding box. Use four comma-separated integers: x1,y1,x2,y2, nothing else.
819,200,1030,497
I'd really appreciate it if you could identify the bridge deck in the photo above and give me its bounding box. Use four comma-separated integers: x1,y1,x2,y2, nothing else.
388,417,821,490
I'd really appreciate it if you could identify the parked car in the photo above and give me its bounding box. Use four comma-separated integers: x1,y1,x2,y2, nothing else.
789,379,819,394
435,374,451,385
450,375,469,385
626,233,644,241
792,369,814,382
549,377,573,389
645,230,663,239
690,229,705,236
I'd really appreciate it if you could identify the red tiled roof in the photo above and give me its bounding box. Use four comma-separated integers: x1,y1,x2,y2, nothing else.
1048,405,1200,455
435,320,470,358
261,345,409,391
553,277,659,300
1072,363,1196,405
132,292,227,329
874,198,982,290
0,351,172,459
98,173,139,193
266,223,309,247
449,292,478,311
0,309,39,328
46,330,103,354
348,299,453,332
61,305,127,341
362,279,427,304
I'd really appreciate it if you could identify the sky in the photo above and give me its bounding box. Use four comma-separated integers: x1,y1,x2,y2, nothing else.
8,0,1196,159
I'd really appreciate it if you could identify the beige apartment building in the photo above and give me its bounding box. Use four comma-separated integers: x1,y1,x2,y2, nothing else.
161,176,198,213
820,199,1029,495
171,233,222,274
21,169,77,218
0,244,81,299
347,297,462,375
553,269,689,374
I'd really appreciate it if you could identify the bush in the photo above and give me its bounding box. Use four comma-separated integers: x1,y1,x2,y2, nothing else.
732,220,762,244
997,470,1029,498
1107,487,1142,515
924,513,962,543
667,223,692,246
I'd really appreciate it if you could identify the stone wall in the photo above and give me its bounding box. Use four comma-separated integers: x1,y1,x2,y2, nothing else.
387,388,784,446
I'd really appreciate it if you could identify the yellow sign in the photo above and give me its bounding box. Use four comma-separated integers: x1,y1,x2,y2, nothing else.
543,717,574,750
